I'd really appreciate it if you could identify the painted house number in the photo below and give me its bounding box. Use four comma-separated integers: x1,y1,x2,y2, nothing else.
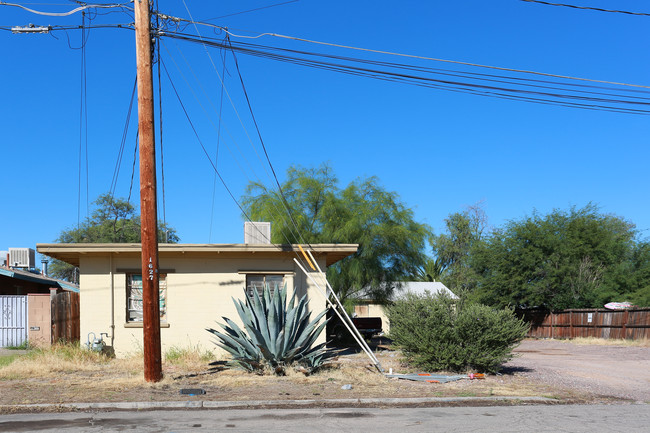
148,257,154,280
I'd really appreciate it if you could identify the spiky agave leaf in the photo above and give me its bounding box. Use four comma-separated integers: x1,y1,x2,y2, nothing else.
207,283,334,374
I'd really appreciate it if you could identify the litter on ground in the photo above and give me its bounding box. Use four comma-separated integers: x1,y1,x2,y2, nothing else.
385,373,485,383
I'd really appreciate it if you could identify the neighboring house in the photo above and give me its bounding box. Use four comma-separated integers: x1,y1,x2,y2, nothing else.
353,281,458,335
1,251,79,348
37,243,358,357
0,266,78,295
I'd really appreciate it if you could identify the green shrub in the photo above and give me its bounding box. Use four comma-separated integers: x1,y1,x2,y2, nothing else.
387,293,528,373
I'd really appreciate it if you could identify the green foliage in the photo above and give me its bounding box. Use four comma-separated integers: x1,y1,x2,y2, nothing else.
471,204,638,309
413,256,446,283
387,293,528,373
430,204,488,296
164,345,213,364
49,193,179,281
206,284,334,375
5,341,31,350
242,163,431,303
0,354,19,368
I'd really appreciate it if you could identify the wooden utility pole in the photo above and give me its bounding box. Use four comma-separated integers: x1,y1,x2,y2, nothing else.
134,0,162,382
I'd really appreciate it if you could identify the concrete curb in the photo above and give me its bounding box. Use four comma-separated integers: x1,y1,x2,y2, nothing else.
1,396,558,412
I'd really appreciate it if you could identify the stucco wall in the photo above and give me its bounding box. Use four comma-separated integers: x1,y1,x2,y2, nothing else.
354,303,391,335
79,253,328,358
27,294,51,347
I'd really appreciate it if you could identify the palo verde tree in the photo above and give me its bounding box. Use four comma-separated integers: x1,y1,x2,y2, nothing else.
49,193,179,281
241,163,431,303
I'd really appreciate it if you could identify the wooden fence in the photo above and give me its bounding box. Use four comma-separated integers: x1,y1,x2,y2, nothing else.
516,308,650,340
51,291,80,343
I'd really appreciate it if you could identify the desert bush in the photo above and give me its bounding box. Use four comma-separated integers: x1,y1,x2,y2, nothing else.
387,293,528,373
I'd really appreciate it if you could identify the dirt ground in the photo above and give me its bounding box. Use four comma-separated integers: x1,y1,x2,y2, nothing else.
0,339,648,410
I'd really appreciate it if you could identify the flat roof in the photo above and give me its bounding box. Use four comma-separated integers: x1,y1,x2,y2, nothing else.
37,243,359,267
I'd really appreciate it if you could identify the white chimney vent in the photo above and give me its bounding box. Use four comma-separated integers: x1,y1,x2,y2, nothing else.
9,248,35,268
244,222,271,244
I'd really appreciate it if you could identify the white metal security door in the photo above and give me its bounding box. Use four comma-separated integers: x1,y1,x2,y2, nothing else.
0,295,28,347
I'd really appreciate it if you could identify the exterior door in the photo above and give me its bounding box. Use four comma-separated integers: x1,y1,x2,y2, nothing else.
0,295,28,347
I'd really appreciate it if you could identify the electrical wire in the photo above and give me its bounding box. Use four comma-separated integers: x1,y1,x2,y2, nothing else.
162,32,650,114
162,42,306,247
109,76,137,199
202,0,300,21
162,56,324,276
520,0,650,16
209,46,228,243
127,128,138,205
160,59,257,227
168,4,305,246
0,1,132,17
179,1,276,185
161,40,264,193
226,36,315,247
152,14,649,90
155,0,167,230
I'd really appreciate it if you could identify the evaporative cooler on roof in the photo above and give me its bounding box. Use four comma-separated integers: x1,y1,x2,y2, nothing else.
244,222,271,244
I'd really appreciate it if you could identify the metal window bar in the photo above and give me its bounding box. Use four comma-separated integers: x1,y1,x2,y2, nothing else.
127,274,167,322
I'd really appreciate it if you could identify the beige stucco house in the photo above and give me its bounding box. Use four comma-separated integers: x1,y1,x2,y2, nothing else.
37,243,357,357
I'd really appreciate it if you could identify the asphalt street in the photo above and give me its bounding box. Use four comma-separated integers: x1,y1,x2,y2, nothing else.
0,404,648,432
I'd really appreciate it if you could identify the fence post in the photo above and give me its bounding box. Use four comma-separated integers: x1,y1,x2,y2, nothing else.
569,310,573,339
550,311,554,339
622,309,629,339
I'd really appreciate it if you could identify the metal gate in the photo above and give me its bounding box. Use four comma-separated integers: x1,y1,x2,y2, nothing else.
0,295,28,347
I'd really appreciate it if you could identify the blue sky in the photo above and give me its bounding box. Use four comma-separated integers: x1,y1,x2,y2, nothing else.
1,0,649,255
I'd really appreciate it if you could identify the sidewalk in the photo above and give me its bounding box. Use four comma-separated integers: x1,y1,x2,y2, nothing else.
0,396,558,413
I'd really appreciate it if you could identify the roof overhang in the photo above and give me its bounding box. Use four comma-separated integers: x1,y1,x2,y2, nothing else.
0,267,79,292
37,243,359,268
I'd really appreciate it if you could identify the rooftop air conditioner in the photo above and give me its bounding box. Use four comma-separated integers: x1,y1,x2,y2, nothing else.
244,222,271,244
9,247,35,268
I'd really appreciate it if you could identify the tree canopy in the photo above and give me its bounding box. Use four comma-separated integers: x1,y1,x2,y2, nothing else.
430,203,648,309
241,164,431,303
49,193,179,281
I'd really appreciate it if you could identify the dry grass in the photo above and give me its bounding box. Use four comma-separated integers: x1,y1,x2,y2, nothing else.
549,337,650,347
0,342,595,406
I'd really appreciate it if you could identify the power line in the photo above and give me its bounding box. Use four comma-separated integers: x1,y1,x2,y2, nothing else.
109,76,137,199
162,32,650,115
162,39,308,247
520,0,650,16
176,1,311,247
202,0,300,21
209,46,228,243
0,1,132,17
226,36,314,247
154,19,648,90
160,58,257,230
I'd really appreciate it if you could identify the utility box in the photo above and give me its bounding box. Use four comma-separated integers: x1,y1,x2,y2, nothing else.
9,248,35,269
244,222,271,244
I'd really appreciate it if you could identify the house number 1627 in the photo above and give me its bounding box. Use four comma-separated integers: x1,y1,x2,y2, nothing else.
148,257,154,280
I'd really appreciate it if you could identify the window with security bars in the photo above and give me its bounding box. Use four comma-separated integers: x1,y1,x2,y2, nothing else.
127,274,167,323
246,274,284,299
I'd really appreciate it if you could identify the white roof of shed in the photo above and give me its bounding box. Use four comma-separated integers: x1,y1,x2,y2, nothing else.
393,281,457,300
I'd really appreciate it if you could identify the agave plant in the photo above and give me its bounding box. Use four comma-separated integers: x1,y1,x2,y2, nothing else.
206,284,335,375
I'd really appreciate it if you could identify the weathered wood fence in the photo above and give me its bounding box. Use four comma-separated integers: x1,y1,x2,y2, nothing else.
51,291,80,343
516,308,650,340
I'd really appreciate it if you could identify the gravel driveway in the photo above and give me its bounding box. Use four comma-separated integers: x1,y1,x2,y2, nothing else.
505,339,650,402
